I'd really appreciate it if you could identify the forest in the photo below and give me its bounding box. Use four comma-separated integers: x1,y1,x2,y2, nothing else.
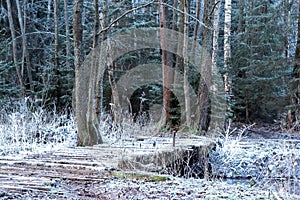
0,0,300,198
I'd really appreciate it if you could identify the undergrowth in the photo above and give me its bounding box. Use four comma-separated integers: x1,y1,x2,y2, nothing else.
0,98,77,155
210,122,300,198
99,111,158,145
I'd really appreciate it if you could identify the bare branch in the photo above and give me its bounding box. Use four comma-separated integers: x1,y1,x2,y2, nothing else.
97,0,155,35
159,2,213,30
97,0,213,35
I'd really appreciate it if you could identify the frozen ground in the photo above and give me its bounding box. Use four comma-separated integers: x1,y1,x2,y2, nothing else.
1,170,297,200
0,102,299,199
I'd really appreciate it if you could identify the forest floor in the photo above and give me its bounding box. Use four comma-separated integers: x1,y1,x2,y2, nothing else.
0,125,300,199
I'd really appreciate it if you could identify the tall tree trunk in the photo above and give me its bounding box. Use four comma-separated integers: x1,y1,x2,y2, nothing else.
191,0,200,58
74,0,103,146
183,0,191,127
171,0,178,31
212,0,220,73
290,0,300,127
209,0,221,129
224,0,233,119
197,0,213,131
64,0,71,70
47,0,52,22
54,0,61,106
108,61,121,124
6,0,25,97
95,0,108,117
16,0,33,93
73,0,91,146
159,0,172,127
175,0,184,73
173,0,184,125
239,0,250,122
86,0,103,144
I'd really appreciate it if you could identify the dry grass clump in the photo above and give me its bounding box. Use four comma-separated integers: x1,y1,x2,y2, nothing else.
0,98,77,155
209,122,300,198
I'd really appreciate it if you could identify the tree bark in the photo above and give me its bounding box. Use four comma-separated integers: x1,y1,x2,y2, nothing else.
224,0,233,118
73,0,91,146
191,0,200,58
54,0,61,106
212,0,220,71
171,0,178,31
290,0,300,127
196,0,213,131
16,0,33,93
74,0,104,146
183,0,191,127
108,61,121,124
159,0,172,127
86,0,103,144
95,0,108,117
64,0,71,70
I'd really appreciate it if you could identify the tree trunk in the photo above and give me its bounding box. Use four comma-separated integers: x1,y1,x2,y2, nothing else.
74,0,103,145
159,0,172,127
183,0,191,127
95,0,108,117
197,0,213,131
6,0,25,97
212,0,220,72
54,0,61,106
175,0,184,73
108,61,121,124
172,0,185,97
64,0,71,70
171,0,178,31
86,0,103,144
74,0,92,146
290,0,300,127
16,0,33,93
47,0,52,22
191,0,200,58
209,0,222,129
224,0,233,118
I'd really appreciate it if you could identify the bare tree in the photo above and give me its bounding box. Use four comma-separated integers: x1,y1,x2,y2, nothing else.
73,0,92,146
224,0,232,116
6,0,25,97
64,0,71,70
183,0,191,127
16,0,33,92
159,0,172,127
212,0,220,70
191,0,201,57
197,0,213,131
289,0,300,127
95,0,108,117
86,0,103,144
54,0,61,105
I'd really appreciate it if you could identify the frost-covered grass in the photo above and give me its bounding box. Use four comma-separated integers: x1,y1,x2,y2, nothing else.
0,99,77,155
210,123,300,198
99,111,158,145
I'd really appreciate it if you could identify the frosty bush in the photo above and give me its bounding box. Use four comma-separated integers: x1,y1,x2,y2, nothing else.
99,111,158,145
0,98,77,155
209,124,300,197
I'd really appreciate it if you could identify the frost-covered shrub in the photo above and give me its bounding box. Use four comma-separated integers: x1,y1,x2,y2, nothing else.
0,98,77,155
209,124,300,196
99,111,157,145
